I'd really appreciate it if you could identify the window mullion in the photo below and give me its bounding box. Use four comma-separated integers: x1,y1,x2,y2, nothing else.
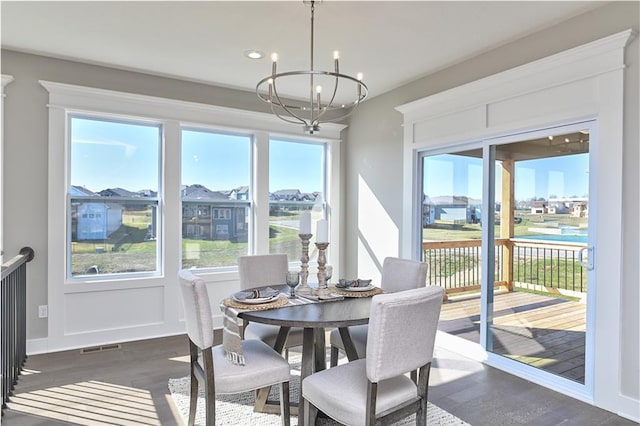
253,131,271,254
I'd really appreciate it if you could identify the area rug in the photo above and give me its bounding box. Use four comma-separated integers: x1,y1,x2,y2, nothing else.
168,374,470,426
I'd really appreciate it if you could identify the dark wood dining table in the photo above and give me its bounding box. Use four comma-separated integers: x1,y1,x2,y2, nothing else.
238,287,374,420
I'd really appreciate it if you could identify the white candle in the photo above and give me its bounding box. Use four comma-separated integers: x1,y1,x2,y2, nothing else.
316,219,328,243
299,211,311,234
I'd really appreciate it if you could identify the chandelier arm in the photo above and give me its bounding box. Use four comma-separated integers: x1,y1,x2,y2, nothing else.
255,0,368,134
271,79,310,125
314,102,361,124
257,74,367,111
271,105,310,126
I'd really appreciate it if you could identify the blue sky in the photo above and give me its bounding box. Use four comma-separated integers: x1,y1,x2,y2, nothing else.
72,117,588,201
424,153,589,201
71,117,323,194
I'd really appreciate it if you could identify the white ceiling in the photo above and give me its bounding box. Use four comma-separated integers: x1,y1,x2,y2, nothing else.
1,1,604,101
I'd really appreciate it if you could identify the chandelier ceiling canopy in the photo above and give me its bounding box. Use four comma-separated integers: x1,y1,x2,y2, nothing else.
256,0,368,135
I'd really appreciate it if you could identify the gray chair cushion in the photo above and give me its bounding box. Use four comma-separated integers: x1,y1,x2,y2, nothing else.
238,254,289,289
302,359,417,426
178,269,214,350
238,254,304,350
379,257,428,293
366,286,443,382
304,286,444,426
329,257,429,355
210,339,291,394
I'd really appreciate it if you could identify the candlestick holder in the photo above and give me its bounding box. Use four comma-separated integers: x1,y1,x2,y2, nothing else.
315,242,330,297
297,233,313,295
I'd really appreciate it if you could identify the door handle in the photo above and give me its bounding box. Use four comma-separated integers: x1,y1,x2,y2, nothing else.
578,246,594,270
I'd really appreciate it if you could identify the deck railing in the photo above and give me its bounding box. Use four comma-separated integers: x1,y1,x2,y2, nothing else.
422,239,587,297
1,247,35,414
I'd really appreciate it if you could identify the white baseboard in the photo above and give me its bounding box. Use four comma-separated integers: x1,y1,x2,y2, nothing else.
618,393,639,423
26,337,49,355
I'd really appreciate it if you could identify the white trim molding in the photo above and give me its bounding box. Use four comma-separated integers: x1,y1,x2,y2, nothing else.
39,80,344,353
396,29,636,420
39,80,347,141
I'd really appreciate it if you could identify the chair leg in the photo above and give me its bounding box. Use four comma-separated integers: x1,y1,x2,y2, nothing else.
303,399,318,426
280,381,290,426
188,372,198,426
416,363,431,426
203,349,216,426
330,345,339,367
188,342,199,426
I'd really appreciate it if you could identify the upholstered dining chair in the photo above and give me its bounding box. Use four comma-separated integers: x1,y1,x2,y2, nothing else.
238,254,304,352
329,257,429,366
302,285,444,426
178,269,291,426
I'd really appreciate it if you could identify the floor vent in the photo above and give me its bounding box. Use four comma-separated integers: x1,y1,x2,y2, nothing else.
80,343,121,354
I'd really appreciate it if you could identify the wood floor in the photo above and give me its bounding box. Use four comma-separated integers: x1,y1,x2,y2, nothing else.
439,290,587,382
3,333,635,426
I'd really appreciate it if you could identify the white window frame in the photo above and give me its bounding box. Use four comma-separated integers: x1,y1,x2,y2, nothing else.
66,112,164,280
40,80,344,351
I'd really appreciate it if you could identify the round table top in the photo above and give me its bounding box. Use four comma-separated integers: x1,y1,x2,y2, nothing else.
239,295,372,328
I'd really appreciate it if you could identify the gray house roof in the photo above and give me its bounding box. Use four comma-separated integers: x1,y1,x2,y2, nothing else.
181,184,231,202
99,187,140,198
271,189,302,200
70,185,98,196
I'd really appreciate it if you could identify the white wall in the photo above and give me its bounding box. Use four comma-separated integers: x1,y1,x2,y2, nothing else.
343,1,638,419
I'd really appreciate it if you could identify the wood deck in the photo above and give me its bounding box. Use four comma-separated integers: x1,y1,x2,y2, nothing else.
439,290,587,383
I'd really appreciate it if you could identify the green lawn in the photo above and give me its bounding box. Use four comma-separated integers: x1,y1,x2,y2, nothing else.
71,221,303,274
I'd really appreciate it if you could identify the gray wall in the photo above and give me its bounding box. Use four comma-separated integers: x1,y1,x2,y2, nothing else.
344,0,638,403
0,51,292,340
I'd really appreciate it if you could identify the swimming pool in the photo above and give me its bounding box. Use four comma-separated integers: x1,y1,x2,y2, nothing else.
514,234,588,243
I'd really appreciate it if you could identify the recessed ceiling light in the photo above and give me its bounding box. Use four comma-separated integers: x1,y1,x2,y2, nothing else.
244,50,265,60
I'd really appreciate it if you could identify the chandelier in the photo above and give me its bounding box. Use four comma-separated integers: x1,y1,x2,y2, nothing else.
256,0,368,134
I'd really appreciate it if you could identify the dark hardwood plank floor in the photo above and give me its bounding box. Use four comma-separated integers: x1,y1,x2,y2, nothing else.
2,333,635,425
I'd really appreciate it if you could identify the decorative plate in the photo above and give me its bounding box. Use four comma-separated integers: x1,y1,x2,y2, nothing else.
232,289,280,304
343,284,375,292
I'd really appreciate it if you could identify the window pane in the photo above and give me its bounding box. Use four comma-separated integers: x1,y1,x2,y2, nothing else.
181,129,251,268
69,199,158,276
269,139,325,261
69,116,161,277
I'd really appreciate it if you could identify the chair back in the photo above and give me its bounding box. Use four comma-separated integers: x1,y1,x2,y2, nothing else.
238,254,288,290
366,285,444,383
380,257,428,293
178,269,214,350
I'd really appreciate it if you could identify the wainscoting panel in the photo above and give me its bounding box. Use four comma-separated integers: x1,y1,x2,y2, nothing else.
64,286,164,334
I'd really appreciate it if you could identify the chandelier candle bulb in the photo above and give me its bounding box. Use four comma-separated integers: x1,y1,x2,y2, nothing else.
317,219,328,243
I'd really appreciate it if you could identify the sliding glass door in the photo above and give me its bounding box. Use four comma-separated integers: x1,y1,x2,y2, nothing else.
421,149,485,345
421,122,593,387
486,125,591,384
